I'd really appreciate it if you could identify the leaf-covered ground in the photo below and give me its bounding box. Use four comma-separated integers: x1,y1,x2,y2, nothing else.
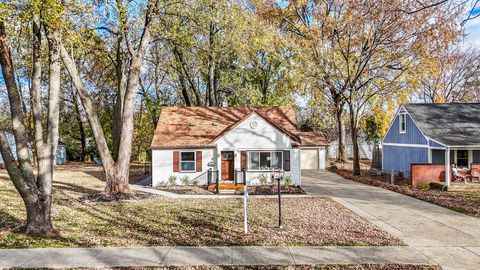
332,165,480,218
76,265,441,270
0,164,402,248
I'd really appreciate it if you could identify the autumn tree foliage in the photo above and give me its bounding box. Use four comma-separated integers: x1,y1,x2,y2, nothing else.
258,0,464,174
418,46,480,103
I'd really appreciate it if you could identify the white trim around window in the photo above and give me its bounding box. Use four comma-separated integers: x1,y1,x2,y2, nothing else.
180,151,196,172
247,151,283,171
399,113,407,134
383,142,428,148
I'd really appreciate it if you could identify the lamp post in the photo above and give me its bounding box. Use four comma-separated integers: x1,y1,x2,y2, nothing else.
244,181,248,234
271,170,285,229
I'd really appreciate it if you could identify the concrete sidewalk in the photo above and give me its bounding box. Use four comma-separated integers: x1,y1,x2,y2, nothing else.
302,170,480,270
0,246,432,268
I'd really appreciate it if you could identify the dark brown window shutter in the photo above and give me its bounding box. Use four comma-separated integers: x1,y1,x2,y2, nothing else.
173,151,179,172
241,151,247,170
284,150,290,171
196,151,202,172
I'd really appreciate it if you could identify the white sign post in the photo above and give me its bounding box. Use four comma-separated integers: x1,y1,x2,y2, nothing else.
243,184,248,234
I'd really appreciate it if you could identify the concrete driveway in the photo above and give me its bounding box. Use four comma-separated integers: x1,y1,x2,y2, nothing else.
301,169,480,270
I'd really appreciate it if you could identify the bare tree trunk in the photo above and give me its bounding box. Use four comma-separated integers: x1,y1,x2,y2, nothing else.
112,36,126,161
112,0,129,161
332,91,347,162
207,60,216,106
214,67,219,105
348,104,361,175
24,198,53,234
58,41,117,182
57,1,157,195
179,73,192,106
73,92,87,162
173,45,202,106
112,11,153,193
207,22,216,106
31,14,44,165
336,105,347,162
0,21,58,235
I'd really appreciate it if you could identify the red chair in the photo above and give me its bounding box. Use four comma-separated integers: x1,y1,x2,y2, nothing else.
451,172,466,183
469,169,480,183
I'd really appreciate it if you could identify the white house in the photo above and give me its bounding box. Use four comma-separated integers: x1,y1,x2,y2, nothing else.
150,106,328,186
328,135,374,160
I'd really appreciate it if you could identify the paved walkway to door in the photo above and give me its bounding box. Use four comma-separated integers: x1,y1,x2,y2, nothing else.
301,169,480,270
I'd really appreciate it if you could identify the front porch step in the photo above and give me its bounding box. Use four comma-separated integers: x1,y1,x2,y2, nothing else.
431,182,480,191
447,183,480,192
218,189,236,195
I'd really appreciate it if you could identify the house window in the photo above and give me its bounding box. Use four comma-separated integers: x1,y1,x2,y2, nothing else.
248,151,283,171
399,113,406,133
180,152,195,172
456,150,469,168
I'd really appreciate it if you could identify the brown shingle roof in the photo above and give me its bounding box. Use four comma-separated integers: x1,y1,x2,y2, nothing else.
151,106,301,149
299,132,328,146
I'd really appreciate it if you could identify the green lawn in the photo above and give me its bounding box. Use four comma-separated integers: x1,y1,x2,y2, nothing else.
0,165,402,248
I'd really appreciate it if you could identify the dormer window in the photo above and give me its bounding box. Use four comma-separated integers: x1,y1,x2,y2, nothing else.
399,113,406,134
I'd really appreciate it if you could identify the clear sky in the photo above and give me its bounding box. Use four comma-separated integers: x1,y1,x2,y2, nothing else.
464,7,480,48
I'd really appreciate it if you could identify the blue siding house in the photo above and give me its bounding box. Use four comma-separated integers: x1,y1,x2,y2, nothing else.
0,132,67,166
382,103,480,185
0,133,17,164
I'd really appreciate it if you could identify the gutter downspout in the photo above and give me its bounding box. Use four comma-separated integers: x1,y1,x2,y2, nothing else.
444,147,451,190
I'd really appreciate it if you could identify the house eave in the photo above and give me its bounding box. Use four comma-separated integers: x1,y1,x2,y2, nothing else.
209,110,301,145
151,145,217,150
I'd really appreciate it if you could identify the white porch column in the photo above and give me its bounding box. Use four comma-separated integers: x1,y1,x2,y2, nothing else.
445,148,451,186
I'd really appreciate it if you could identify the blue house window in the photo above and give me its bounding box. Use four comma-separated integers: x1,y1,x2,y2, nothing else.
399,113,406,134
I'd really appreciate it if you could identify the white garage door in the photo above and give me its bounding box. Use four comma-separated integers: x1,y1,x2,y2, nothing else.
301,149,319,170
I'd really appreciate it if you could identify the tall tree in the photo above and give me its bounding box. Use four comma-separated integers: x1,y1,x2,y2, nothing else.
260,0,463,173
325,0,462,174
0,2,62,233
52,0,159,195
259,0,349,162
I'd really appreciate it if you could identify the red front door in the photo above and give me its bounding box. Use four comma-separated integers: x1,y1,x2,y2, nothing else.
221,151,234,180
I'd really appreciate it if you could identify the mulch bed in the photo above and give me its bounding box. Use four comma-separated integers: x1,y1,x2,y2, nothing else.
334,168,480,218
155,185,214,195
235,185,306,195
90,264,441,270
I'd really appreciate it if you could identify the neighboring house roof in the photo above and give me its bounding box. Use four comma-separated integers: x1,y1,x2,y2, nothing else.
299,132,328,146
151,106,301,149
404,103,480,146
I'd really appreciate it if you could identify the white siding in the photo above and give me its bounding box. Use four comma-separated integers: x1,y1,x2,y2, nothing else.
215,113,301,185
151,148,215,186
319,147,326,169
